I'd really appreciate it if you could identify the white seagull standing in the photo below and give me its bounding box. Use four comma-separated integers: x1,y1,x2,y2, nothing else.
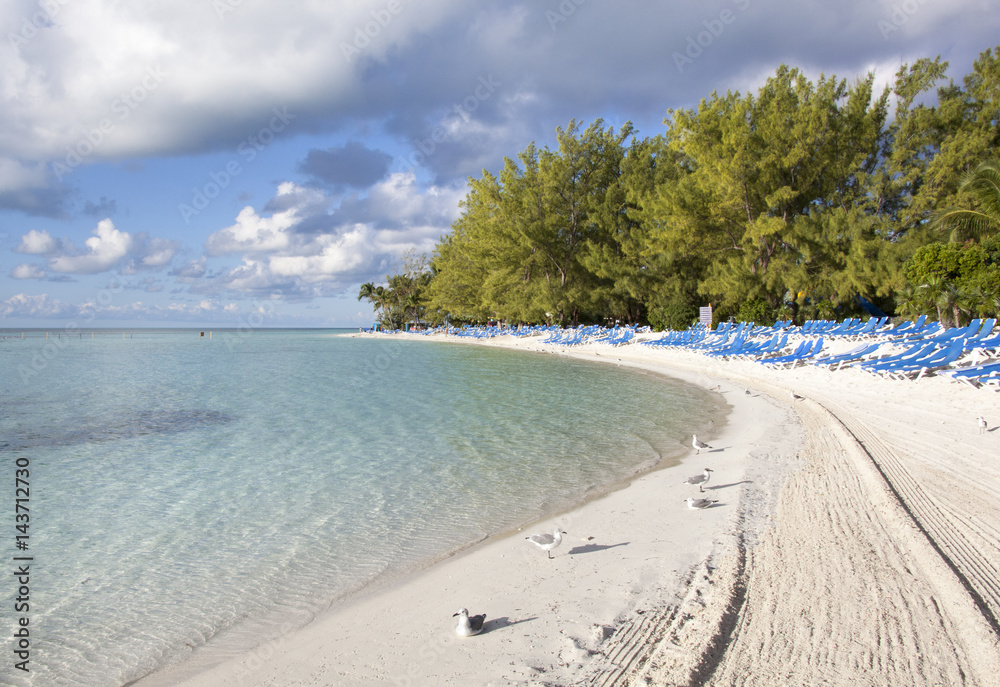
790,390,803,400
979,416,988,434
526,528,566,559
683,467,714,492
685,497,718,510
692,435,712,454
453,608,487,637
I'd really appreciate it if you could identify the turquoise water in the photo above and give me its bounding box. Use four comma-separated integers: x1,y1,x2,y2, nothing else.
0,329,718,686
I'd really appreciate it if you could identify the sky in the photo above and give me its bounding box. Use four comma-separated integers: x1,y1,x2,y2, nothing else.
2,0,999,329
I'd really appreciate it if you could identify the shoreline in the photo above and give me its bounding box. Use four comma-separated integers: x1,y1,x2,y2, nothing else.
141,331,1000,686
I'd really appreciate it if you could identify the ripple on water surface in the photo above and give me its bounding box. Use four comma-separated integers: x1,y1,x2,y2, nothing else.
0,330,721,686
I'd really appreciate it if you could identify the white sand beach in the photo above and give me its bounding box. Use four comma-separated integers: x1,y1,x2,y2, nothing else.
141,330,1000,686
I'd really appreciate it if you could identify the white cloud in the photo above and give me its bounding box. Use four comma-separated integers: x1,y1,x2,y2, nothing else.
48,218,132,274
0,293,74,318
0,0,468,168
216,259,281,294
140,238,178,267
204,183,316,256
15,228,57,254
269,225,374,282
198,173,463,297
365,172,464,230
11,264,46,279
126,235,180,272
19,220,179,276
172,258,207,282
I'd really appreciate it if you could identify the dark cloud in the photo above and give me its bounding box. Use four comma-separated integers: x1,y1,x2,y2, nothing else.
298,142,392,188
0,187,73,218
353,1,1000,186
83,196,118,217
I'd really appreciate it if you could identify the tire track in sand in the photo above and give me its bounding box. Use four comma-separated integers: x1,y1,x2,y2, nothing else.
695,397,997,686
824,400,1000,633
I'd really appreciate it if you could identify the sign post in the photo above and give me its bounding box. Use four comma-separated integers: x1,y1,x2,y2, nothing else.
699,306,713,329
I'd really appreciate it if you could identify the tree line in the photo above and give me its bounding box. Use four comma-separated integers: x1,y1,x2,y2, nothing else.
361,47,1000,330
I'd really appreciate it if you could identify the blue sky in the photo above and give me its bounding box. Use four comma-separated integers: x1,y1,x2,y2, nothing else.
2,0,999,328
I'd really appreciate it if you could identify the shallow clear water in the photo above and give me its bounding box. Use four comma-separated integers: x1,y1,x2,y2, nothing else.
0,329,718,686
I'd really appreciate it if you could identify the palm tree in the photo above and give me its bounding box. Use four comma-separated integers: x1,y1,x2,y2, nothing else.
956,285,989,321
917,275,948,325
357,282,386,325
935,282,962,328
358,282,375,302
934,160,1000,243
895,285,925,320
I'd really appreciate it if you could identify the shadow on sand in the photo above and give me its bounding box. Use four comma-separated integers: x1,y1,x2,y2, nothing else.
705,480,753,491
483,616,537,634
568,542,630,555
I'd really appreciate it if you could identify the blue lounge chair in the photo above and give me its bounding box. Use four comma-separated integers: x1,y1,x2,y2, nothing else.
853,342,938,373
811,342,884,370
942,361,1000,387
885,339,970,380
758,338,824,368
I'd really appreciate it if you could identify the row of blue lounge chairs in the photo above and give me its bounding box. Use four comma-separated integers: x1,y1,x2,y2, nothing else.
637,316,999,383
411,316,999,388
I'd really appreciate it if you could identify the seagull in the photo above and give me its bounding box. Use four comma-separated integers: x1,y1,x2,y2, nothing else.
790,390,803,400
744,388,751,396
526,528,566,559
692,435,712,454
453,608,487,637
979,416,988,434
683,467,714,492
685,497,718,509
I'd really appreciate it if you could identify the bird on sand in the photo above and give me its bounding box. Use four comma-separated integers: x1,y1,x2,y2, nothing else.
692,435,712,454
790,390,803,400
453,608,487,636
526,528,566,559
683,467,714,492
685,497,718,510
979,416,988,434
744,388,751,396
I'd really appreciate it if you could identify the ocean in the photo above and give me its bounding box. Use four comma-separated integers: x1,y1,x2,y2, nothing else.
0,328,719,686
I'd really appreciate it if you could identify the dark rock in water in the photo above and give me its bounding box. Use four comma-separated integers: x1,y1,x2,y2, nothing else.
3,409,235,450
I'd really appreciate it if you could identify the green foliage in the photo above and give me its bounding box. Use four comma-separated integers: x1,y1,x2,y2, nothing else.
735,298,776,326
359,252,434,329
648,301,698,332
904,243,964,284
901,237,1000,324
933,160,1000,242
423,120,643,326
401,47,1000,327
